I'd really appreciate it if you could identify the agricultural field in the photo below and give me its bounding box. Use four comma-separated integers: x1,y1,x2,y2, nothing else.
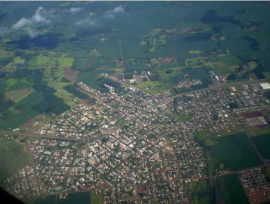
90,191,103,204
0,91,44,129
190,172,249,204
189,180,211,204
252,134,270,160
174,113,191,122
249,126,270,136
136,80,169,94
5,88,34,103
209,133,261,170
0,139,30,181
217,174,248,204
195,129,216,147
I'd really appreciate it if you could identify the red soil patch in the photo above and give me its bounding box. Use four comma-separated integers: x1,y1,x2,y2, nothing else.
64,68,79,82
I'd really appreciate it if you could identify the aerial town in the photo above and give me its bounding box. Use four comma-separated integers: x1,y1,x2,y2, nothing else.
1,73,270,203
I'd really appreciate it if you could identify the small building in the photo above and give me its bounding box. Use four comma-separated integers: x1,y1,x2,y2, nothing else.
260,82,270,90
44,151,52,155
129,79,136,84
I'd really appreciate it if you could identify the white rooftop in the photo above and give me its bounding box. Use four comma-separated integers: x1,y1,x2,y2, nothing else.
260,82,270,90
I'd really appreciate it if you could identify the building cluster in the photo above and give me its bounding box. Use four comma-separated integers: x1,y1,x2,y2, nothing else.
173,83,268,136
2,77,270,203
174,79,202,90
155,57,176,65
239,167,270,204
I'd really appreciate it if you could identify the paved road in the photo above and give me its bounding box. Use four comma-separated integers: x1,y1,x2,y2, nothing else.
0,130,97,143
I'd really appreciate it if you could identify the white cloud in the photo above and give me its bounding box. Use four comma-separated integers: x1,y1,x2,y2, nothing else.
12,6,50,30
113,6,125,14
32,7,49,23
12,18,29,29
104,5,125,19
75,18,96,27
26,28,39,38
75,5,125,27
70,7,82,14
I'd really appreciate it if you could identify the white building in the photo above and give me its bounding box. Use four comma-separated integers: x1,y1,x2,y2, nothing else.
260,82,270,90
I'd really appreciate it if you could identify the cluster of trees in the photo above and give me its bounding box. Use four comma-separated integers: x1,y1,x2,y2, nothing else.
96,77,124,94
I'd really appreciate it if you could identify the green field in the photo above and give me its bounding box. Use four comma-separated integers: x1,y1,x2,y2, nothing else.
195,129,216,146
252,134,270,160
209,133,261,170
90,191,103,204
180,173,248,204
136,80,169,94
0,139,30,181
189,180,211,204
250,126,270,136
174,113,191,122
218,174,248,204
0,91,43,129
5,88,34,103
78,70,107,91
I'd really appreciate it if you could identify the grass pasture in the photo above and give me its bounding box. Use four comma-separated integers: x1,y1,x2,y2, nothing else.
206,61,236,76
263,72,270,80
189,180,211,204
90,191,103,204
209,133,261,170
136,80,169,94
218,174,248,204
74,57,103,72
195,129,216,146
0,139,30,181
252,134,270,160
0,91,43,129
174,113,191,122
5,88,34,103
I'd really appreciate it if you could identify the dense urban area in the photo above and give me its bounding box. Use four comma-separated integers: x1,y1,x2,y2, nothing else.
2,75,270,203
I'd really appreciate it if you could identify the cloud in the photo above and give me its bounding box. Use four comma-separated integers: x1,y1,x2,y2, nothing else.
26,28,39,38
104,5,125,19
12,18,29,29
75,18,96,27
70,7,82,14
75,5,125,27
12,6,51,30
113,6,125,14
32,7,49,23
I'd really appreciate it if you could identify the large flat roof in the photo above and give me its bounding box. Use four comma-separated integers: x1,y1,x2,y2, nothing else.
260,82,270,90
